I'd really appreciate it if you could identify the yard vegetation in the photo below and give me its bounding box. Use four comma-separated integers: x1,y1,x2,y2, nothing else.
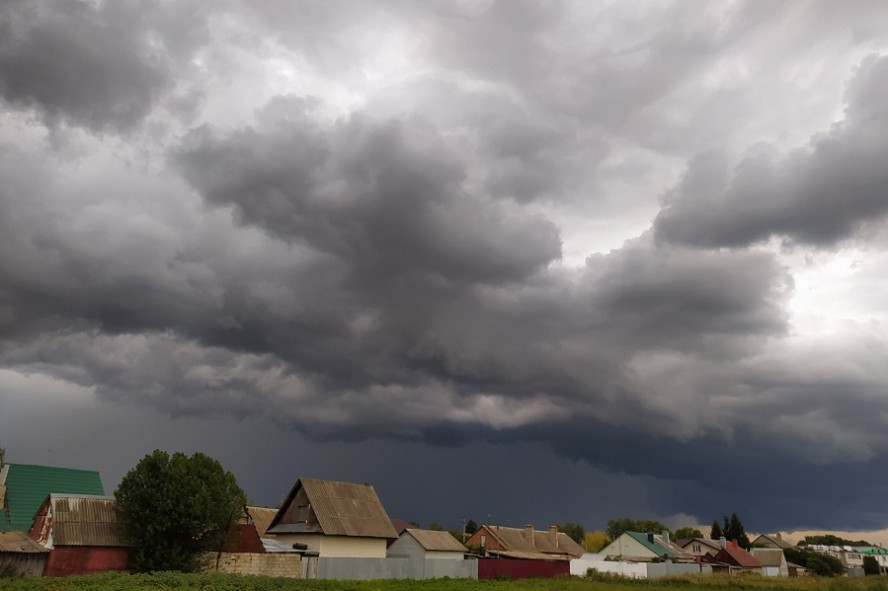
1,572,888,591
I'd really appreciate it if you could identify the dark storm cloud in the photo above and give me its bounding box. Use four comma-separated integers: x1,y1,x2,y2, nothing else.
0,0,206,132
4,0,888,534
655,55,888,247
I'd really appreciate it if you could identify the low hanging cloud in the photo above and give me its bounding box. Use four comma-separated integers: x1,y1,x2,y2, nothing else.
0,0,207,132
655,54,888,247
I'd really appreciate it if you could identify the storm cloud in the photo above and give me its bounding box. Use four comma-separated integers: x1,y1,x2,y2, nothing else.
2,1,888,534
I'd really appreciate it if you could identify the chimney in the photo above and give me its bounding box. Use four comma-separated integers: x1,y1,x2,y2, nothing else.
662,530,670,547
549,525,558,547
524,524,535,546
719,536,727,548
776,533,783,542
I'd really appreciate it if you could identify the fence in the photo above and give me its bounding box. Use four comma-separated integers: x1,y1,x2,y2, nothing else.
312,556,477,580
570,557,711,579
478,558,569,579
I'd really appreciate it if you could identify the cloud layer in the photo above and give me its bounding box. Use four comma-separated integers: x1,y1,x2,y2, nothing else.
3,0,888,531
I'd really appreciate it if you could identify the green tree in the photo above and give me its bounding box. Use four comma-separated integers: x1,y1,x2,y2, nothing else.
674,526,704,539
115,450,247,573
465,519,478,536
717,513,751,549
784,546,845,576
863,555,880,576
710,519,723,540
606,518,671,539
555,522,586,545
429,521,444,531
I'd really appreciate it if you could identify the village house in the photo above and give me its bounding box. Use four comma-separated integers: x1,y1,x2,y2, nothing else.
701,539,762,574
1,463,104,533
676,537,722,558
751,547,789,577
28,494,129,577
598,531,693,562
466,524,584,561
751,533,794,549
265,478,398,558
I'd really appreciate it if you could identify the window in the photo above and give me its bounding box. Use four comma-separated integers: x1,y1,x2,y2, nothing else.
296,504,310,522
693,544,701,553
480,535,487,547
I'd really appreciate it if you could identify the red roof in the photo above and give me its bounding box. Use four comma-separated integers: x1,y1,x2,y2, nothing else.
713,542,761,568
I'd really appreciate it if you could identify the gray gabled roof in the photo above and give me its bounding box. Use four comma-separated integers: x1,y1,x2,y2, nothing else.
268,478,398,539
39,494,128,547
405,528,467,552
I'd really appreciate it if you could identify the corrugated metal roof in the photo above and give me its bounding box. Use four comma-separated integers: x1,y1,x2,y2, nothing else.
269,478,398,539
406,529,467,552
716,544,761,568
484,525,584,559
0,464,104,532
246,506,278,537
0,531,49,553
625,532,680,558
47,495,128,547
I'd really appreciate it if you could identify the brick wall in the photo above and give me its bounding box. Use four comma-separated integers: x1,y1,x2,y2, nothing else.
202,552,303,578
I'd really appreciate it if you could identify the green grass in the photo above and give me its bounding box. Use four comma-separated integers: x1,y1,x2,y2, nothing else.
1,572,887,591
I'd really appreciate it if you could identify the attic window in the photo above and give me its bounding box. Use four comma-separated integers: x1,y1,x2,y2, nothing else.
296,504,310,522
693,544,701,553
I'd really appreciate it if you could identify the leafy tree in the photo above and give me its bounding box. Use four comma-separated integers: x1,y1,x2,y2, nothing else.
408,520,421,528
584,530,611,552
674,526,703,539
465,519,478,536
555,522,586,545
429,521,444,531
606,518,671,539
115,450,247,573
710,519,723,540
802,534,873,547
784,546,845,577
863,555,880,576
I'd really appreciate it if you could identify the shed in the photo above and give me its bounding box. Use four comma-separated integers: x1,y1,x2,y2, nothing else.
28,494,129,577
0,531,49,576
751,547,789,577
388,528,468,560
265,478,398,558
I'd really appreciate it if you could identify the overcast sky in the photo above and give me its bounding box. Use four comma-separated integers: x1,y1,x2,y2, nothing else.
3,0,888,539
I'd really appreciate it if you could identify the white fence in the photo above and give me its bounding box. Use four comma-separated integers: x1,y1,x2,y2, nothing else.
571,557,711,579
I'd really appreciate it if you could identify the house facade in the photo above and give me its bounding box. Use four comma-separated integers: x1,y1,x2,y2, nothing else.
265,478,398,558
751,548,789,576
599,531,686,562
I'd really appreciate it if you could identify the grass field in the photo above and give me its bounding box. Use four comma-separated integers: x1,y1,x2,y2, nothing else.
1,573,888,591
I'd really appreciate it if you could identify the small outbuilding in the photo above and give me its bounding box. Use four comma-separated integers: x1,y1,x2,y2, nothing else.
0,531,49,576
28,494,129,577
388,528,468,560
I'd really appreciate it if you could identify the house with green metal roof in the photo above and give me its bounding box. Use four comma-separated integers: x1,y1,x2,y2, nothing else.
598,531,693,562
0,463,104,532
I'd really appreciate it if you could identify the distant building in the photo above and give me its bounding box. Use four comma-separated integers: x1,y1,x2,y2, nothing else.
599,531,693,562
751,547,789,576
